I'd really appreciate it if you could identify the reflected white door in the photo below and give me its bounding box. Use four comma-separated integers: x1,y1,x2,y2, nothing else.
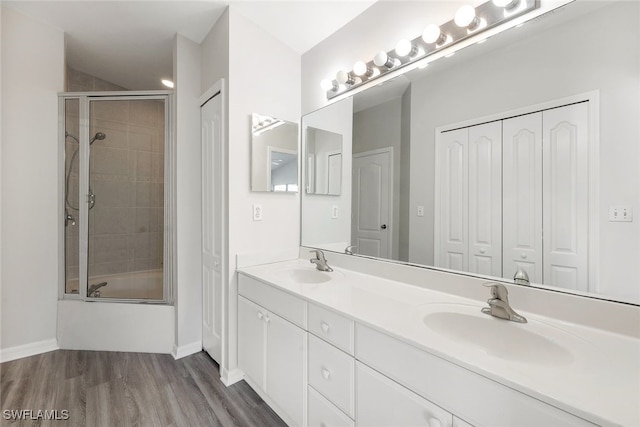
503,112,543,283
436,128,469,271
352,149,392,258
543,102,589,291
468,121,502,277
201,91,223,363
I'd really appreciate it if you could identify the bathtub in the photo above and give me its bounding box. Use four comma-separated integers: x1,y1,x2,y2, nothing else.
67,269,163,300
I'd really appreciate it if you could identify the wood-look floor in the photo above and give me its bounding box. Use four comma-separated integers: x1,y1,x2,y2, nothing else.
0,350,287,427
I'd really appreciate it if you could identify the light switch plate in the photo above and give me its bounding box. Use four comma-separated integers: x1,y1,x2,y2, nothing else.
417,206,425,217
332,205,339,219
609,206,633,222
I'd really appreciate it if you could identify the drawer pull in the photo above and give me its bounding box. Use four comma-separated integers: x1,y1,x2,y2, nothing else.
320,321,330,333
257,311,263,320
321,368,331,380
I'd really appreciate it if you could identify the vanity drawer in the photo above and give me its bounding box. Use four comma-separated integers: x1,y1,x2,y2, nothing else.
356,361,452,427
308,303,354,355
238,273,306,328
308,386,354,427
308,334,355,418
356,324,596,427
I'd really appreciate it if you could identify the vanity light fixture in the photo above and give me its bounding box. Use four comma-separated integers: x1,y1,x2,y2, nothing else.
321,0,538,100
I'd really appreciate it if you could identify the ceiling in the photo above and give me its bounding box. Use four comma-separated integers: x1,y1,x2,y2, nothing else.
3,0,375,90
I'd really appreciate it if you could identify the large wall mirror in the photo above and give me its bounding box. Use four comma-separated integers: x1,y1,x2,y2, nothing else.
301,0,640,305
251,113,299,192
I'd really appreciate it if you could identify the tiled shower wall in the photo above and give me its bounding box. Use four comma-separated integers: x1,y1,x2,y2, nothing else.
65,68,164,283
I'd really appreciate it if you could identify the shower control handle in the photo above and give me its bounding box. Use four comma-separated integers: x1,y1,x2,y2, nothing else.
87,192,96,208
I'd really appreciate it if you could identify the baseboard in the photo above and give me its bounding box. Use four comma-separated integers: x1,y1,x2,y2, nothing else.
220,367,244,386
171,341,202,360
0,339,59,363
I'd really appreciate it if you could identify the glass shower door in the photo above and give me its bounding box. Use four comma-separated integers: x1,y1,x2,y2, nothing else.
64,98,80,294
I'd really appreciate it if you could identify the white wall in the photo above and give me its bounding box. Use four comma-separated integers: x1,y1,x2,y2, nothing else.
222,6,301,378
173,34,203,354
0,7,64,357
301,97,353,250
407,0,639,301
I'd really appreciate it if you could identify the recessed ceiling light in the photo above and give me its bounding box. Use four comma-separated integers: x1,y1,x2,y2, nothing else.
161,79,174,89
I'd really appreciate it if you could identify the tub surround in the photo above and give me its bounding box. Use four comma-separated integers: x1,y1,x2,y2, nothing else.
237,250,640,426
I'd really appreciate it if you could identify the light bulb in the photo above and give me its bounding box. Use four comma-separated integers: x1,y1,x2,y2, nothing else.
320,79,335,91
373,51,399,68
336,70,356,85
353,61,370,77
455,5,478,28
161,79,174,89
422,24,446,45
395,39,414,57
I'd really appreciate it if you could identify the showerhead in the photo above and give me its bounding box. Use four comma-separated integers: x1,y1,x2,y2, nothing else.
90,132,107,144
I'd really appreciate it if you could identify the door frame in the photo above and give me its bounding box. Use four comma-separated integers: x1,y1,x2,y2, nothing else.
434,91,599,290
352,147,394,259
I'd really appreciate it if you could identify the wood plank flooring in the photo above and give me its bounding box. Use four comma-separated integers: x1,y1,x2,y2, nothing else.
0,350,287,427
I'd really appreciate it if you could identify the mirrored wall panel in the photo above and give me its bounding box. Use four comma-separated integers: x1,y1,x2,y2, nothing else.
251,113,299,192
301,0,640,304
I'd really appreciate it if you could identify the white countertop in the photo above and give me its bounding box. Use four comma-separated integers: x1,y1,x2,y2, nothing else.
238,258,640,427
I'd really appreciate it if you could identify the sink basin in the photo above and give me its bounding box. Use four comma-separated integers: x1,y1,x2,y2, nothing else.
419,304,578,365
272,266,343,284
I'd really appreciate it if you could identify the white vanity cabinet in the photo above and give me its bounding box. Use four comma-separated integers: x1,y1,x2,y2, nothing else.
238,275,308,427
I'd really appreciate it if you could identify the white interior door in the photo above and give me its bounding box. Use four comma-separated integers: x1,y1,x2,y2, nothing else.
436,128,468,271
352,149,392,258
503,112,543,283
468,121,502,277
201,91,223,363
543,102,589,291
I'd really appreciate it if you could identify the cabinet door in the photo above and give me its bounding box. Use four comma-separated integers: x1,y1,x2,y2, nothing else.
502,112,543,283
266,311,307,427
468,121,502,277
436,128,469,272
238,296,266,387
356,362,452,427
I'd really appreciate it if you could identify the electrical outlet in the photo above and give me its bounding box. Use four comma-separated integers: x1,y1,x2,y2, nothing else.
417,206,425,217
253,204,263,221
331,205,339,219
609,206,633,222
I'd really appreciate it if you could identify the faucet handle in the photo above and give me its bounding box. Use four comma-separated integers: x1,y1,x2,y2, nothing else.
483,282,509,301
345,245,357,255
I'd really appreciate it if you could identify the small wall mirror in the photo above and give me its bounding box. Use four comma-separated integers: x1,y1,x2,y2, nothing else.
305,126,343,195
251,113,299,192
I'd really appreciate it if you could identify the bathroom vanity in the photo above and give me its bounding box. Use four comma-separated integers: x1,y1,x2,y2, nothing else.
236,255,640,427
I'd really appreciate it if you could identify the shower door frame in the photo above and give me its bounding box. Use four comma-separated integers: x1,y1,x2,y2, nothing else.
57,91,174,304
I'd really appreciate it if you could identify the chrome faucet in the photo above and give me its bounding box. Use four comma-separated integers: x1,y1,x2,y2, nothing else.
345,245,357,255
513,268,530,286
481,283,527,323
88,281,108,297
310,250,333,272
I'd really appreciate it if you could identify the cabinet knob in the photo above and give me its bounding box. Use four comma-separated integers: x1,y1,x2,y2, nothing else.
479,248,486,254
520,253,528,259
264,315,271,325
428,417,442,427
320,321,330,333
257,312,263,320
321,368,331,380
